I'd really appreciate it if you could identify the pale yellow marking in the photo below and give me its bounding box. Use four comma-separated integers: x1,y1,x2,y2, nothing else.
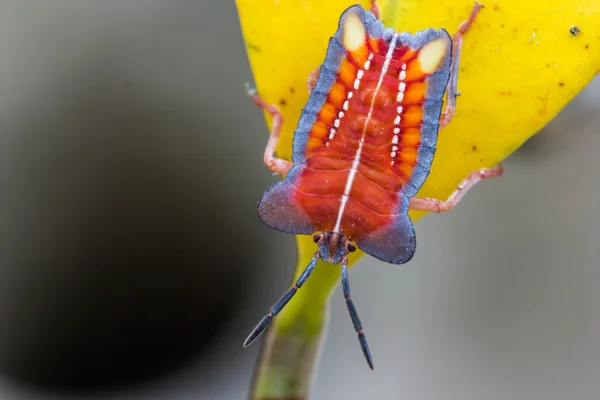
342,13,366,51
418,37,450,74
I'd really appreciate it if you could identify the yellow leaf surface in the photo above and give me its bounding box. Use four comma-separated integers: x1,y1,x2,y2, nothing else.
236,0,599,397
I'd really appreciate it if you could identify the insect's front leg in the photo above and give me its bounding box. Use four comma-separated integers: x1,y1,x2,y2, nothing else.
439,2,483,130
247,86,294,176
409,164,503,212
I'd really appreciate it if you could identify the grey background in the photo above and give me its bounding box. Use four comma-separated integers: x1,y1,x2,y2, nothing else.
0,1,599,399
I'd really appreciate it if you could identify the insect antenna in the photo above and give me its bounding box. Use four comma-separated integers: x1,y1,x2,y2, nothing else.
341,259,374,369
243,252,321,347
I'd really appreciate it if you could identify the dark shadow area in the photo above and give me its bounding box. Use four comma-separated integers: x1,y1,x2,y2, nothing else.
0,61,259,394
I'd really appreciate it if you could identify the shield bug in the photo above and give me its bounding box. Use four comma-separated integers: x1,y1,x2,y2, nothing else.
244,2,503,369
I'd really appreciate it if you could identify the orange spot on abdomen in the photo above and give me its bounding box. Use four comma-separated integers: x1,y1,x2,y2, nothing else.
337,60,357,87
403,81,426,104
401,109,423,127
328,82,347,106
404,59,428,81
318,102,337,123
349,44,369,65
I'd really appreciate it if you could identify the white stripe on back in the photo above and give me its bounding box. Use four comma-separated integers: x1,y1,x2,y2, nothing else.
333,33,399,233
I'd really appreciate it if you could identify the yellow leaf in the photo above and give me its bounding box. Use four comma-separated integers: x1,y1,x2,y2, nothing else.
236,0,599,397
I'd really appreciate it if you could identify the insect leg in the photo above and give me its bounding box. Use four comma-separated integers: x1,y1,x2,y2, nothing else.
369,0,381,20
243,253,320,347
439,2,483,130
246,84,294,176
306,65,321,94
342,260,374,369
409,163,503,212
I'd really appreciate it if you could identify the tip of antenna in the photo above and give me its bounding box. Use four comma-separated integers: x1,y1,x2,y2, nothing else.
242,330,255,347
358,331,374,370
243,314,273,347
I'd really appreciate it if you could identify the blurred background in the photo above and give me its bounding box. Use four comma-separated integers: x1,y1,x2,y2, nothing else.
0,1,599,399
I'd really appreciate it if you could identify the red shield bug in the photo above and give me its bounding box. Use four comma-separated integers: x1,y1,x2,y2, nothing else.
244,1,503,369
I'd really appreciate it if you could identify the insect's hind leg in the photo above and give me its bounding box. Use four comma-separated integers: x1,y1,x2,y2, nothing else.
439,2,483,130
246,85,294,176
409,164,503,212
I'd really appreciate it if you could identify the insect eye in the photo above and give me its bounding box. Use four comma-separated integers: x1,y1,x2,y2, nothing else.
347,242,357,252
313,234,323,243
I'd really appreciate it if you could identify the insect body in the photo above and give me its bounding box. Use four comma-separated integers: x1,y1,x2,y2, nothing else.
245,2,502,369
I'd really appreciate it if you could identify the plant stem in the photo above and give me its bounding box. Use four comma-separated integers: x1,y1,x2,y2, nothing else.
248,236,360,399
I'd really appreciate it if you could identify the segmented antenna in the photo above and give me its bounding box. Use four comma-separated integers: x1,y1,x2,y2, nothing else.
243,252,320,347
342,261,374,369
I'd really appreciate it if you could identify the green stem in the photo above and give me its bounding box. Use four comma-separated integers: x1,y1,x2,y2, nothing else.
248,304,326,399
